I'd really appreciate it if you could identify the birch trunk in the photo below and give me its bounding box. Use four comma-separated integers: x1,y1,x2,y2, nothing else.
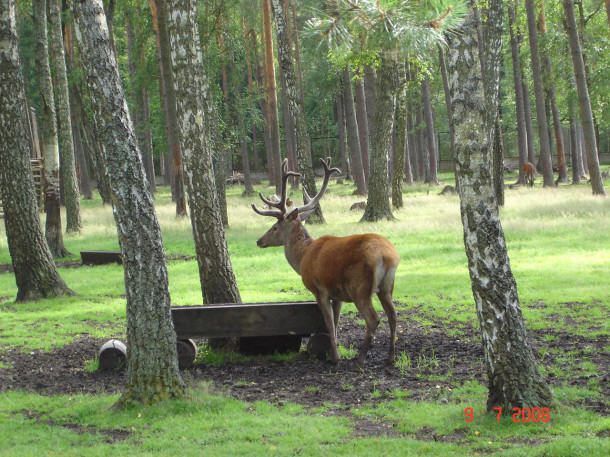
447,7,553,412
0,0,73,302
166,0,242,304
71,0,184,408
32,0,71,258
48,0,82,232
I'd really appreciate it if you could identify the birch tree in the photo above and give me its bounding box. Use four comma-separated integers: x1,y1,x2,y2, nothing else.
71,0,184,408
0,0,74,302
447,5,553,412
166,0,242,305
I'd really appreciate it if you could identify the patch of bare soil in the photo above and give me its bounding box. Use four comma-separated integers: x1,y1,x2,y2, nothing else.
0,309,607,419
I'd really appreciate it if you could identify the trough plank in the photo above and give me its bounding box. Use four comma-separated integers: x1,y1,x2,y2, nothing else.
171,301,326,339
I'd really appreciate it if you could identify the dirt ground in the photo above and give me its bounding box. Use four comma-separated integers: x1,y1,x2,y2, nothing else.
1,308,608,417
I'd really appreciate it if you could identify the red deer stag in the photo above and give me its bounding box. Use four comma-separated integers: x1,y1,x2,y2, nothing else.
522,161,536,187
252,158,399,367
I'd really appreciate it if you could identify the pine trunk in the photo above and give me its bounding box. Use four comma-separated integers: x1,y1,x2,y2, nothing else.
361,56,396,222
391,60,407,209
166,0,242,304
421,73,438,185
524,0,555,186
151,0,187,216
562,0,606,196
342,67,366,195
447,7,553,412
72,0,184,408
508,3,529,185
262,0,282,194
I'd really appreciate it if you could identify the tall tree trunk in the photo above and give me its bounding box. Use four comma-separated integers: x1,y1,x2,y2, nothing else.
342,66,366,196
354,78,370,187
438,47,455,183
568,83,582,185
405,105,415,185
361,56,396,222
0,0,74,302
563,0,606,196
262,0,282,193
49,0,81,232
271,0,325,223
421,73,438,185
509,1,529,185
150,0,186,216
521,79,537,165
166,0,243,304
484,0,505,206
524,0,555,186
33,0,71,258
447,6,554,412
391,60,407,209
538,4,568,183
335,92,350,180
72,0,184,408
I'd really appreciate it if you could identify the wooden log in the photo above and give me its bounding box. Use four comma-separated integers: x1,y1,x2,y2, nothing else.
80,250,122,265
171,301,326,339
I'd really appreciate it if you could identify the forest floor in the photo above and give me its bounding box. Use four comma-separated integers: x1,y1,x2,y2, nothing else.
1,306,607,423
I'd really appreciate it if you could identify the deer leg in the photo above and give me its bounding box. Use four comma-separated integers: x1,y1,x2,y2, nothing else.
353,298,380,368
378,291,397,365
331,299,343,337
317,295,341,364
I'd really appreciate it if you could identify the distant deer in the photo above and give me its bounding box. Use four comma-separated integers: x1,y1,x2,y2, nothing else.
522,161,536,187
252,158,399,367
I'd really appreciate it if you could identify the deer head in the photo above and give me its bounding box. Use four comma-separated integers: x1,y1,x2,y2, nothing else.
252,158,340,249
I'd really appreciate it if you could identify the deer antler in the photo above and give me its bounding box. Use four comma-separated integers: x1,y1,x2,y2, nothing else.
251,158,300,218
296,157,340,216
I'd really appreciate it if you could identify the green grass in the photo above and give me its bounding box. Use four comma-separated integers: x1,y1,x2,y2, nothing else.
1,171,610,456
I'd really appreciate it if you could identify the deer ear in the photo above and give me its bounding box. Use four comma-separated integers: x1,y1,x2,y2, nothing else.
298,208,315,221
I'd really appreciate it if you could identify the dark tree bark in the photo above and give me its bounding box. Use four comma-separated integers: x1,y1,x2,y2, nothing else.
166,0,243,304
262,0,282,193
508,1,529,185
568,84,582,185
354,77,370,187
335,92,350,180
525,0,555,186
150,0,187,217
521,79,537,165
538,6,568,183
361,56,396,222
391,60,407,209
447,6,553,412
0,0,74,302
563,0,606,196
271,0,325,223
72,0,184,408
49,0,82,232
421,73,438,185
438,46,455,184
342,66,367,195
33,0,71,258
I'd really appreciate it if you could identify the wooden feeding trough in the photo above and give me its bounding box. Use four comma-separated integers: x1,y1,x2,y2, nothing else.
80,250,122,265
99,301,330,371
171,301,330,366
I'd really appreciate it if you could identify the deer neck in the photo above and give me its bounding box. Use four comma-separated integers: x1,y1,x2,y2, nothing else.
284,222,312,275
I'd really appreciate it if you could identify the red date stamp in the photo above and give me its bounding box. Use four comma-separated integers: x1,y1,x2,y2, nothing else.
465,407,550,422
